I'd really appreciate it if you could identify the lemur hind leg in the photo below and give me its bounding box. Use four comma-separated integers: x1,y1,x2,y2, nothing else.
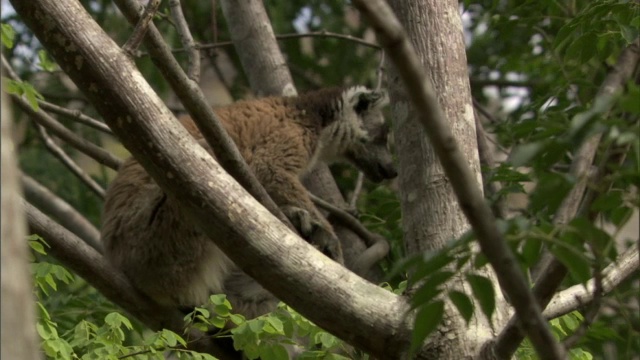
252,161,344,264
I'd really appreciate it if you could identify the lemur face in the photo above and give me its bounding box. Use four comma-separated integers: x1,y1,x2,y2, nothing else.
343,89,397,183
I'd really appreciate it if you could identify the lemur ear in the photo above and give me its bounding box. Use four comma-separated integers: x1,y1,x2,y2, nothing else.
353,90,389,114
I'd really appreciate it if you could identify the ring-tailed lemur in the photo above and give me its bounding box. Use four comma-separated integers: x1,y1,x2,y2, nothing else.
101,86,397,327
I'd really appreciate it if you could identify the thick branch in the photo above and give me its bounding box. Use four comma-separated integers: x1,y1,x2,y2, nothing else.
23,202,238,360
352,1,565,359
21,174,103,252
11,1,413,357
219,0,295,96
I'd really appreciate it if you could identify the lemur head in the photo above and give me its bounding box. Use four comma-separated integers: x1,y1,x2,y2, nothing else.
320,86,398,183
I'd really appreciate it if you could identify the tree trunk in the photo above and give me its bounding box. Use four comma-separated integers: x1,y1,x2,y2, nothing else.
386,1,508,357
1,82,41,360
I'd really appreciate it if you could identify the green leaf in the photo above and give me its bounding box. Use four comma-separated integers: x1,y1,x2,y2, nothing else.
161,329,178,347
214,304,231,316
521,237,542,267
22,82,44,111
407,252,455,288
37,50,58,72
28,237,48,255
410,271,454,309
565,32,597,63
104,312,132,330
248,319,265,334
229,314,245,326
1,23,15,48
410,301,444,356
466,274,496,321
610,206,633,228
259,344,289,360
3,80,44,111
509,142,543,167
265,316,284,334
448,291,474,325
4,79,23,95
550,243,591,284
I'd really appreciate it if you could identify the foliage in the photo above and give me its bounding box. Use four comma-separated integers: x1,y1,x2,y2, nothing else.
29,235,364,360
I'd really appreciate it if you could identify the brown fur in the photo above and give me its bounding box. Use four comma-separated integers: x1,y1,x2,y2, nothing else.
101,86,396,324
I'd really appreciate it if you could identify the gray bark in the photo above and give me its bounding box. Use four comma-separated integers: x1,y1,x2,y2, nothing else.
219,0,294,97
1,82,41,360
383,1,508,358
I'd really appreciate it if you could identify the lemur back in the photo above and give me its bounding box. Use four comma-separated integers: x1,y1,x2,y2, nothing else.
101,86,397,322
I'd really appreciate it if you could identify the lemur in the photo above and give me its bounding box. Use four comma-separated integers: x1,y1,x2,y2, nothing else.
101,86,397,324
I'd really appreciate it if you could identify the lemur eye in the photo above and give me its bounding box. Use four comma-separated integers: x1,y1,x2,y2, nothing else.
358,135,369,144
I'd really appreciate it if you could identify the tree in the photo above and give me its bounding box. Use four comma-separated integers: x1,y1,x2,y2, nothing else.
2,0,638,359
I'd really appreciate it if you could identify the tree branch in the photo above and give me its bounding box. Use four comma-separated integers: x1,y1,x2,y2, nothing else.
543,244,639,320
168,0,200,82
37,100,113,135
122,0,160,54
352,1,565,359
23,202,238,360
310,193,390,275
493,37,640,359
21,174,103,252
184,31,381,54
218,0,296,96
33,123,106,198
10,92,123,170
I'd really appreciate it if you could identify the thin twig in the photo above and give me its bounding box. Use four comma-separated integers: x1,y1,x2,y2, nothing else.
11,94,123,170
33,123,106,198
197,31,380,51
349,172,365,210
375,50,385,90
122,0,161,55
21,174,103,252
38,100,113,135
168,0,200,82
132,30,382,57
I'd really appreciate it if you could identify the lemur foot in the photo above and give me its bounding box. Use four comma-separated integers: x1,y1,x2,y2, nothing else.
282,206,344,264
